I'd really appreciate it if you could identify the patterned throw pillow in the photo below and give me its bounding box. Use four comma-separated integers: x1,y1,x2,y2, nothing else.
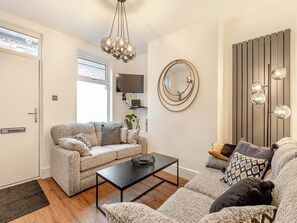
120,127,128,143
243,207,277,223
127,128,140,144
57,138,92,156
221,152,269,186
74,132,92,149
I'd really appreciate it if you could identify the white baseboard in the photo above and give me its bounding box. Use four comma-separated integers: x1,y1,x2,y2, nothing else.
40,167,51,179
163,165,198,180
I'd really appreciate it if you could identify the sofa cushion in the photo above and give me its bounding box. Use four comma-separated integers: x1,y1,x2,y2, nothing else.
57,138,92,157
205,155,228,172
209,177,274,213
102,123,122,145
185,167,229,199
80,146,117,171
51,122,98,146
271,137,297,179
120,127,128,143
104,144,142,159
94,122,105,146
135,211,179,223
199,205,277,223
74,132,92,149
222,152,270,186
127,128,140,144
158,187,214,222
103,202,155,223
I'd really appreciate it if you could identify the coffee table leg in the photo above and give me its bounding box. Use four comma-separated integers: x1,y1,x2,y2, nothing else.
96,173,99,208
120,190,123,202
176,160,179,186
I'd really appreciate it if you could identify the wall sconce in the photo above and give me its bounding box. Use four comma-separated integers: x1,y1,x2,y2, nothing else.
250,64,291,119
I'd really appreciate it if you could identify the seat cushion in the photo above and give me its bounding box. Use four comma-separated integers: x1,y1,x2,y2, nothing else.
158,187,214,223
104,144,142,159
185,167,229,199
80,146,117,171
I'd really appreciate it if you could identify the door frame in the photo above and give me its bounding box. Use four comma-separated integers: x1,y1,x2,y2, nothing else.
0,21,43,187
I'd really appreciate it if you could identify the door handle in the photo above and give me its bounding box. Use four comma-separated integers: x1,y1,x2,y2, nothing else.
28,108,38,123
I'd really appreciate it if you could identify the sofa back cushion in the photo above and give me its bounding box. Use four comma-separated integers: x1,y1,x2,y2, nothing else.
51,122,98,146
94,122,105,146
272,158,297,221
271,137,297,179
101,122,122,146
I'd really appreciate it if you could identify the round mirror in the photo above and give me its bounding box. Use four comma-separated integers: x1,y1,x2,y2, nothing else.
158,59,199,112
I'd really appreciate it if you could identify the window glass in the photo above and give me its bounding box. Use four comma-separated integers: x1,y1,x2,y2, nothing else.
77,57,109,123
0,27,38,56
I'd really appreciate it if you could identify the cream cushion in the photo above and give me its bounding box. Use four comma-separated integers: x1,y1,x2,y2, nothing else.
57,138,92,157
105,144,142,159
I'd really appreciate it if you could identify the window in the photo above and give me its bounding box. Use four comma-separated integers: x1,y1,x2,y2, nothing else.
0,26,39,56
77,56,110,123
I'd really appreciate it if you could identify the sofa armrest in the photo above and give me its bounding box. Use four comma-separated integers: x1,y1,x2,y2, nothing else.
103,202,155,223
51,145,80,196
137,136,147,154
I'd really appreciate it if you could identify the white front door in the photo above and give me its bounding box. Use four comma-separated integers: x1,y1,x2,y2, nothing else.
0,51,39,188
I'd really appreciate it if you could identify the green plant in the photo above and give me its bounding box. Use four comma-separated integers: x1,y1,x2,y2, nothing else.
124,114,137,127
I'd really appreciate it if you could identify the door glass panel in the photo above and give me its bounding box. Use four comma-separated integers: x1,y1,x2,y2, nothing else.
0,27,39,56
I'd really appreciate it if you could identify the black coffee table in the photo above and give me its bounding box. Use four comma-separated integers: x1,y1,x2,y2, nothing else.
96,152,179,213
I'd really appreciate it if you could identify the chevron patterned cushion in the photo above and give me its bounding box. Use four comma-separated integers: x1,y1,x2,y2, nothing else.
243,207,277,223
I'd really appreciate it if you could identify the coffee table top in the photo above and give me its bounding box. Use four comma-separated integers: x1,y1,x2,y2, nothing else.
96,152,178,190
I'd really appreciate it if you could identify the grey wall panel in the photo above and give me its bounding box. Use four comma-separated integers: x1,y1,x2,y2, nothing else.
232,30,290,146
232,45,238,144
247,40,253,143
284,29,291,137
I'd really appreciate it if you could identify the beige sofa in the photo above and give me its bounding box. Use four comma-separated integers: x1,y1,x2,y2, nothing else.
103,137,297,222
50,122,147,196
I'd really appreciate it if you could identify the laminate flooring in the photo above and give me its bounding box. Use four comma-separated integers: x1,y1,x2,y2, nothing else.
11,171,188,223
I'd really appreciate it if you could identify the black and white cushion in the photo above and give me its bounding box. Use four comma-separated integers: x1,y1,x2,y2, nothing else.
74,132,92,149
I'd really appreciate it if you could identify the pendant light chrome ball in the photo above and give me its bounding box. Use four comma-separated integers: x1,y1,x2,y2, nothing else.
251,92,267,105
271,67,287,80
251,82,264,93
100,0,136,63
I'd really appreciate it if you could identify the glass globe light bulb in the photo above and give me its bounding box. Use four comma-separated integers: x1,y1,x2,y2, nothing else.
271,67,287,80
273,105,291,119
251,82,264,93
251,93,266,105
126,43,136,60
101,37,113,54
112,50,121,60
115,37,128,54
121,55,129,63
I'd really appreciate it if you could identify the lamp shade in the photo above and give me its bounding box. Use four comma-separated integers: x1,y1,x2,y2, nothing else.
251,93,266,105
251,82,264,93
271,67,287,80
273,105,291,119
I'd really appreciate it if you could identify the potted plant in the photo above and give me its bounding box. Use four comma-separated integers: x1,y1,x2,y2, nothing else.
124,114,137,129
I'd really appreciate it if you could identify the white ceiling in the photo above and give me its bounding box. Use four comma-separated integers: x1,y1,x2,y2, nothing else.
0,0,285,53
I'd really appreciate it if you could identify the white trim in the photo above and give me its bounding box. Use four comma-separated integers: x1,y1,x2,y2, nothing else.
163,165,198,180
40,167,51,179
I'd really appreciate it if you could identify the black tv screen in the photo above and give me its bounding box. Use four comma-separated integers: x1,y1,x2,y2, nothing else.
116,73,144,93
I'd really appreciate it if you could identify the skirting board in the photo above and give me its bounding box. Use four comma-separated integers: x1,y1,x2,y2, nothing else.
40,167,51,179
163,165,198,180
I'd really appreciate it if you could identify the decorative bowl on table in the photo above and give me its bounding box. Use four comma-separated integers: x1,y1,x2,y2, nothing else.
132,154,155,167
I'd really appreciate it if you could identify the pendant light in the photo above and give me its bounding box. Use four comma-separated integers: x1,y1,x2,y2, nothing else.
101,0,136,63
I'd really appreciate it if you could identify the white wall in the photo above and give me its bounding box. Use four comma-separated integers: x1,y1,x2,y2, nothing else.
0,10,147,177
147,15,219,173
222,1,297,142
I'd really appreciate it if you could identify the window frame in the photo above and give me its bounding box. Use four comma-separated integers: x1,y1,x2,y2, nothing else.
76,52,112,122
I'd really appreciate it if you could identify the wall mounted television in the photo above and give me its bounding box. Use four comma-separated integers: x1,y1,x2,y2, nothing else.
116,73,144,93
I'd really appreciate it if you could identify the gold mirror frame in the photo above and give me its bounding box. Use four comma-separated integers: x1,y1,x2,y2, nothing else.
157,59,199,112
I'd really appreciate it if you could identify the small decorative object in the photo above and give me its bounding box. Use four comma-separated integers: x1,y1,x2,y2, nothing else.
132,154,155,167
124,114,137,129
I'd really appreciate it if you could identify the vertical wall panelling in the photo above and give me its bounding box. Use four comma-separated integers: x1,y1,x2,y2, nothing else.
232,30,290,146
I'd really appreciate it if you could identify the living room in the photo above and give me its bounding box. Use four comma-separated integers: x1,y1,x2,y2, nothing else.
0,0,297,222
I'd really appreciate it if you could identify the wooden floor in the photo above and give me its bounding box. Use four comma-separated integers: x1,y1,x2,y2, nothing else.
11,171,188,223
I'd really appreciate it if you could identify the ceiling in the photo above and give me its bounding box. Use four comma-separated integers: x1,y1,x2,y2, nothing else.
0,0,285,53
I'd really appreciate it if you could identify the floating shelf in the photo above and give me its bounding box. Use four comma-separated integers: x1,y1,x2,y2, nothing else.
129,106,148,110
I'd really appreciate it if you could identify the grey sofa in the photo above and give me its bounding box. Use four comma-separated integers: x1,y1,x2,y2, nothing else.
50,122,147,196
103,137,297,222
